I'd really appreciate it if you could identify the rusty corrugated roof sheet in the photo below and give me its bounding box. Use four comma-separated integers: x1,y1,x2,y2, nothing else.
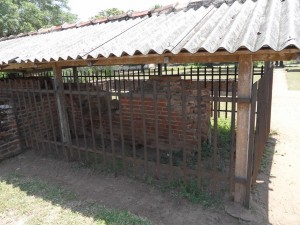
0,0,299,65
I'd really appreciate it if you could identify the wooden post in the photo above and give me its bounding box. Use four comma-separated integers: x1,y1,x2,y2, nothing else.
234,55,253,205
53,64,71,146
72,67,78,83
157,64,162,76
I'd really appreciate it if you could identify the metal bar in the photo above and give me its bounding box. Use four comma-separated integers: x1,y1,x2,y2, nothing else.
229,84,237,199
212,85,218,192
38,79,51,152
197,79,202,187
153,81,160,179
68,81,80,161
87,84,97,163
129,82,136,167
118,85,126,171
25,80,39,153
96,81,106,166
141,81,148,174
225,66,229,118
106,82,116,171
76,80,88,161
30,80,47,154
181,81,187,185
167,81,173,179
14,80,29,147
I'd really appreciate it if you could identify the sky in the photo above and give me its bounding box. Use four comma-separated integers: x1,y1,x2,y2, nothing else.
68,0,182,21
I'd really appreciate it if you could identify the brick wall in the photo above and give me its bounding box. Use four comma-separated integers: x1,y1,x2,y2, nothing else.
0,100,22,160
111,76,211,152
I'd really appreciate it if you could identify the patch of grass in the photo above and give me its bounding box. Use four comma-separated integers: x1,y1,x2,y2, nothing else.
0,172,155,225
160,179,221,208
286,68,300,90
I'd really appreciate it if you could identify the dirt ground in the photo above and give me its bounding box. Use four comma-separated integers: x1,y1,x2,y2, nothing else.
0,68,299,225
251,68,300,225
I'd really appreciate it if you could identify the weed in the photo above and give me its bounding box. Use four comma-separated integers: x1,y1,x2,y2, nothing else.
160,179,221,208
0,172,155,225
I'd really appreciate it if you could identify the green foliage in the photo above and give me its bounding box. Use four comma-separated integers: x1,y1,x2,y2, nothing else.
154,4,162,9
0,0,77,37
92,8,125,19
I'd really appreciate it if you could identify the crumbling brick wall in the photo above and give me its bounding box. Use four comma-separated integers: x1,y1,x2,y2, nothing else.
111,76,211,152
0,100,22,160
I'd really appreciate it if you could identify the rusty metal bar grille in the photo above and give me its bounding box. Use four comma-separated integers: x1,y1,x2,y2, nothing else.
0,64,271,199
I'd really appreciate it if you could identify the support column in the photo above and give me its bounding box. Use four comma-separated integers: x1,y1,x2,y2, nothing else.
72,67,78,83
234,55,253,205
53,64,71,145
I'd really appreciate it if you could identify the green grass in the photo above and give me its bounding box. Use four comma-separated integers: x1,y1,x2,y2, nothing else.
0,172,155,225
160,179,221,208
286,67,300,90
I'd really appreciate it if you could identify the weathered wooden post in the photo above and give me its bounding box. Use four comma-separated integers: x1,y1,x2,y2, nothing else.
234,55,253,206
72,67,78,83
53,64,71,160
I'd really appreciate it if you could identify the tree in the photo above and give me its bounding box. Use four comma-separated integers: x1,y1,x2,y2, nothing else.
92,8,125,19
0,0,77,37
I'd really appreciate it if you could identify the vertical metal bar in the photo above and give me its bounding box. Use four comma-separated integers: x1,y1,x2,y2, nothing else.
225,66,229,118
96,82,106,166
190,66,193,80
38,80,51,152
25,80,39,153
141,81,148,174
181,81,187,185
129,82,136,165
14,80,29,147
167,81,173,179
30,80,46,153
137,69,140,89
68,81,80,161
77,80,88,161
87,85,97,163
153,81,160,178
197,79,202,187
106,82,116,171
183,67,186,80
229,84,237,199
132,69,135,90
212,85,218,193
118,86,126,170
218,67,221,117
204,67,207,88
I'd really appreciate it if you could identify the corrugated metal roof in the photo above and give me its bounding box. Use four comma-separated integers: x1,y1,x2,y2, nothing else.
0,0,299,65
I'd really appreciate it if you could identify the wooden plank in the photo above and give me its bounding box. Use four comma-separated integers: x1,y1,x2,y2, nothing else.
53,65,71,149
2,50,298,72
234,55,253,205
245,81,258,208
44,80,59,155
